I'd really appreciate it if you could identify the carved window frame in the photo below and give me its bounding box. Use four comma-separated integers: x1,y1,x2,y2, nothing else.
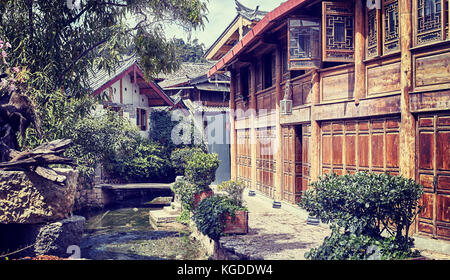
322,1,355,63
365,0,400,59
413,0,448,46
287,17,322,70
383,0,401,54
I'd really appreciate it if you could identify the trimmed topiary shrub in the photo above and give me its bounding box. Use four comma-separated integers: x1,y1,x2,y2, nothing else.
300,172,423,260
184,152,220,190
170,147,205,176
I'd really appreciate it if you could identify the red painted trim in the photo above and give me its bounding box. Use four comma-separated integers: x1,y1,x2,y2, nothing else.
133,66,175,107
91,62,175,107
92,67,133,96
208,0,308,77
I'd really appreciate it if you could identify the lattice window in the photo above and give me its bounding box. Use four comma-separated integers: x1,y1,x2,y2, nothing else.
288,17,321,70
322,1,355,62
383,0,400,54
416,0,444,45
366,7,381,58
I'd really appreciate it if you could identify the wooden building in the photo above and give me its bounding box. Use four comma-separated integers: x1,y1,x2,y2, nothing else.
88,56,177,139
208,0,450,243
158,63,232,184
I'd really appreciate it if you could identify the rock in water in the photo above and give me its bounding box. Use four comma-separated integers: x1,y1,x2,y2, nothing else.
34,216,85,258
0,168,78,224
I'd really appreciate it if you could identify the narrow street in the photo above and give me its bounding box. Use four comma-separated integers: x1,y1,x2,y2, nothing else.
219,190,331,260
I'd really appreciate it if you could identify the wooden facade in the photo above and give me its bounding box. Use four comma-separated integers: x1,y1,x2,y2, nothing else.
208,0,450,243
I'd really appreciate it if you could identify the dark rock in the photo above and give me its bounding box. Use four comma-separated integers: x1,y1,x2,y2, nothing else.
34,216,85,258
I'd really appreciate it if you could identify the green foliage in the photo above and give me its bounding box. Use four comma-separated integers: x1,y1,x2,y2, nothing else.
172,38,207,63
0,0,208,153
149,110,206,155
184,152,220,190
171,177,200,211
217,180,246,208
300,172,424,260
170,147,205,176
64,109,139,184
305,230,420,260
109,137,174,183
65,110,173,184
192,195,245,241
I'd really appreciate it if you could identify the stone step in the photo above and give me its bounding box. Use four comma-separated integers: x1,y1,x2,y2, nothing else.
149,209,180,226
163,205,181,215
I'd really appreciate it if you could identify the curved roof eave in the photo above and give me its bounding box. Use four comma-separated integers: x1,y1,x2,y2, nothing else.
207,0,308,77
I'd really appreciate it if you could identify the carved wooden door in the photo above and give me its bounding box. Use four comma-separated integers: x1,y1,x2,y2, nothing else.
282,125,305,204
416,113,450,240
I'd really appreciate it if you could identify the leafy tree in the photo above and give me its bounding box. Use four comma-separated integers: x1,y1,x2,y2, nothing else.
172,38,207,63
0,0,209,147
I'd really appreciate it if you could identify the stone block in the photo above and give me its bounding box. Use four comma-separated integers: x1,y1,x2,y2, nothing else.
0,169,78,224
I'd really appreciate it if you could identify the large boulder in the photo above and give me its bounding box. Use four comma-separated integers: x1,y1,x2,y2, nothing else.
34,215,85,258
0,168,78,224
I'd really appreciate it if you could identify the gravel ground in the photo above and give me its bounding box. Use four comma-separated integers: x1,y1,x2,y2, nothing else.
219,191,331,260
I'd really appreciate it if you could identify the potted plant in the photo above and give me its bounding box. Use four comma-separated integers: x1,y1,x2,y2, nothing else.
217,180,248,234
192,195,248,241
184,151,220,208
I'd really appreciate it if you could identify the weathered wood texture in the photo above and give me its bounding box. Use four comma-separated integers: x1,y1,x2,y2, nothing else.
256,127,277,199
416,113,450,240
321,118,400,176
320,66,355,102
237,129,251,188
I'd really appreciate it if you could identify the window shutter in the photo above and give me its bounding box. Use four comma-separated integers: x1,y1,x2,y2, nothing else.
366,6,382,58
322,1,355,62
288,17,321,70
415,0,445,45
383,0,400,54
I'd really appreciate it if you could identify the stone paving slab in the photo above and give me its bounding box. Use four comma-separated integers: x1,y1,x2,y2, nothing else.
219,191,331,260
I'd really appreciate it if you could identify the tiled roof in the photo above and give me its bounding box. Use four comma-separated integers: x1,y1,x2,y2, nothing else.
86,55,137,92
157,62,215,88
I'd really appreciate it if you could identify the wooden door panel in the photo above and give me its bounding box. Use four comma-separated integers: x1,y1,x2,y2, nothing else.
418,132,434,170
386,133,399,168
417,113,450,240
437,130,450,170
437,194,450,223
321,118,400,175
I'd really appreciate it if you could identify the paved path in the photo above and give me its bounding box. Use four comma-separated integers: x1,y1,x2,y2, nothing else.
219,190,331,260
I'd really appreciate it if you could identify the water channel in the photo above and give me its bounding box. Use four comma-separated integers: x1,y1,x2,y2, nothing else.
79,197,207,260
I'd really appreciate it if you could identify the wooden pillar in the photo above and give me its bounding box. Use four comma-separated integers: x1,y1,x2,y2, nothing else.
275,46,283,201
399,0,415,179
310,69,321,182
250,63,257,191
354,0,366,105
229,69,238,180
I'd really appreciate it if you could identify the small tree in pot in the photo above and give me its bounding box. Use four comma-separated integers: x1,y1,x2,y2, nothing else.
184,151,219,207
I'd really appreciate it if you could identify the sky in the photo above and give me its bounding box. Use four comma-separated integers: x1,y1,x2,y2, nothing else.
164,0,284,49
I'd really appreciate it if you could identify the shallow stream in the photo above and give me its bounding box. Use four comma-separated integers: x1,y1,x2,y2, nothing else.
80,199,207,260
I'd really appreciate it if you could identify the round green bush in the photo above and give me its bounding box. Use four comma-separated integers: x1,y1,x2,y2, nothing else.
184,152,220,190
300,172,423,260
